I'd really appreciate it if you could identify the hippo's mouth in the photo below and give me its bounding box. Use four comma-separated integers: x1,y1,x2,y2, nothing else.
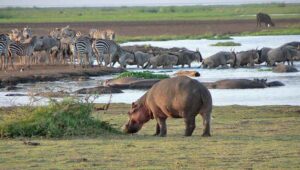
123,124,140,134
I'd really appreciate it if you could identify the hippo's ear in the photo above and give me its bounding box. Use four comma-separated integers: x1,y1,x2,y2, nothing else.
132,102,137,108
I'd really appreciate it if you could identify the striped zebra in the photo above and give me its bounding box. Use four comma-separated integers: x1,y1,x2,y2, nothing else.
0,34,10,70
8,36,39,69
92,39,133,67
73,36,95,67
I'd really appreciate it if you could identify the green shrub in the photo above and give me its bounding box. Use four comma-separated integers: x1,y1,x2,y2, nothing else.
210,41,241,46
0,98,120,138
117,71,169,79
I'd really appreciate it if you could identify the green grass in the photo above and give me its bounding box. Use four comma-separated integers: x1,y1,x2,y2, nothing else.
0,98,119,138
116,71,169,79
0,104,299,169
0,3,299,23
116,34,232,43
257,68,273,72
210,41,242,46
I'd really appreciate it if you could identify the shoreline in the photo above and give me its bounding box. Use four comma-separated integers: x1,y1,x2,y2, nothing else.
0,65,124,88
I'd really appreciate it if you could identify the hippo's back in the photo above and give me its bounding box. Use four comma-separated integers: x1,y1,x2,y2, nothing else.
146,76,212,116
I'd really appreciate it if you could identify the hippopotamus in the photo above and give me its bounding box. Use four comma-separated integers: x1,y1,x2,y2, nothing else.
202,79,284,89
123,76,212,137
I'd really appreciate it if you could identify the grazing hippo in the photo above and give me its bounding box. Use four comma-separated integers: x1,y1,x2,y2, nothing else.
145,54,178,69
202,51,236,69
235,49,259,67
256,47,272,65
123,76,212,137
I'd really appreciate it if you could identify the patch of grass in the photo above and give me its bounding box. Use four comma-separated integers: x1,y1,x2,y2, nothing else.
0,98,120,138
241,25,300,36
0,4,299,23
210,41,241,46
0,105,299,169
257,68,272,72
117,34,232,43
116,71,169,79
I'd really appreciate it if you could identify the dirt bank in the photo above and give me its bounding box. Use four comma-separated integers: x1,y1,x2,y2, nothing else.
0,19,299,36
0,65,124,88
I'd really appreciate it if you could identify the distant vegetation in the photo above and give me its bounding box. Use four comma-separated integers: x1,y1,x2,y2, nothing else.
0,99,119,138
117,34,232,43
0,3,299,23
210,41,241,46
117,71,169,79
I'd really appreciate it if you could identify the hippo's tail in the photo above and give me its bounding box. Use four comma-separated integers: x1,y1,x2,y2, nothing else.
200,87,212,137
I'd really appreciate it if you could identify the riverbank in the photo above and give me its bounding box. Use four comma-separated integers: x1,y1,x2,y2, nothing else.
0,104,299,169
0,65,124,88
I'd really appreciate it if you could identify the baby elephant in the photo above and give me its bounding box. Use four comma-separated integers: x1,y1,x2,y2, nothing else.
123,76,212,137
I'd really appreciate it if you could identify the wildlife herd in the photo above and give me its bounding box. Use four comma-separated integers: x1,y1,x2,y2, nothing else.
0,11,299,138
0,11,299,71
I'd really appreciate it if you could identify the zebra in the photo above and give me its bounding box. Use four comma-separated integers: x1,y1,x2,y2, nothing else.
89,29,116,40
73,36,95,67
8,36,39,69
92,39,130,67
22,26,32,39
0,34,10,70
256,13,275,27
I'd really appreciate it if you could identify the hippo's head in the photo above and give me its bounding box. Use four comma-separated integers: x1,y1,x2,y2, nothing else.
123,102,152,134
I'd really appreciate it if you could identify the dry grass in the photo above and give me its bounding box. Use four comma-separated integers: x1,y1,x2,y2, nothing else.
0,104,299,169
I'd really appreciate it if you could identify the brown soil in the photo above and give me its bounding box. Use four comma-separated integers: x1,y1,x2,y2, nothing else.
0,19,299,36
0,65,124,88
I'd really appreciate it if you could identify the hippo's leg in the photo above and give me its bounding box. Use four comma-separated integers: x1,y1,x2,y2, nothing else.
156,117,167,137
200,112,211,137
184,116,196,136
153,123,160,136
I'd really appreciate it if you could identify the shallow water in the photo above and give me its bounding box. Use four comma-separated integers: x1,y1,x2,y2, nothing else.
1,35,300,106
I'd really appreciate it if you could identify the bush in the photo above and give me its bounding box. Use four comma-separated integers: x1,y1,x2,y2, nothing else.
117,71,169,79
0,98,120,138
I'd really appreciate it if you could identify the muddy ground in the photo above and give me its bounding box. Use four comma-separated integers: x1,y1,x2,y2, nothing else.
1,19,299,36
0,65,123,88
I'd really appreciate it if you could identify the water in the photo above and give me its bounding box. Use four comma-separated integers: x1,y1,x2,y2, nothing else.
1,35,300,106
122,35,300,58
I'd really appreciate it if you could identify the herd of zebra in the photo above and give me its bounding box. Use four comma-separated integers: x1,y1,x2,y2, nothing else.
0,25,120,70
0,25,300,71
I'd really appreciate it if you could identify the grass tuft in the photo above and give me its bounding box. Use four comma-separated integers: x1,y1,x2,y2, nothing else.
0,98,120,138
116,71,169,79
210,41,241,46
